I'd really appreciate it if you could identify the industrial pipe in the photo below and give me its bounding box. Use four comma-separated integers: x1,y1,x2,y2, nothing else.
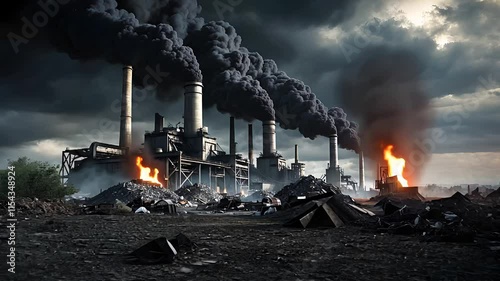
262,120,277,157
248,123,254,166
329,134,339,169
183,81,203,138
119,65,133,150
295,144,299,164
154,113,164,133
229,116,236,155
359,151,365,191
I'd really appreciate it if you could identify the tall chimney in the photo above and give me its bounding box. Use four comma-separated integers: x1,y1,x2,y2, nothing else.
262,120,277,157
329,134,339,169
119,66,133,150
229,116,236,155
248,124,254,166
295,144,299,164
154,113,164,133
359,151,365,191
183,81,203,138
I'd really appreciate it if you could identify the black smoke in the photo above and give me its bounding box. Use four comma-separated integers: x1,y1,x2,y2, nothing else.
7,0,202,84
116,0,204,38
118,1,360,151
4,0,360,152
185,21,359,150
338,47,433,180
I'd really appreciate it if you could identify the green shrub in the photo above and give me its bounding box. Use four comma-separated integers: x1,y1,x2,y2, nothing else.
0,157,77,199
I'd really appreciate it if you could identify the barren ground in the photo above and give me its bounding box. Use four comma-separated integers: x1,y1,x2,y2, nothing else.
2,212,500,281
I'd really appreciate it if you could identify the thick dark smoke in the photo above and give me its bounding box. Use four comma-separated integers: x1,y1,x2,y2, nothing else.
117,0,204,38
6,0,360,151
338,47,433,181
16,0,202,83
118,1,360,150
182,21,275,121
185,21,359,150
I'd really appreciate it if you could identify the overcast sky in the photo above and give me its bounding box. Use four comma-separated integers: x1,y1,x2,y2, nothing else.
0,0,499,187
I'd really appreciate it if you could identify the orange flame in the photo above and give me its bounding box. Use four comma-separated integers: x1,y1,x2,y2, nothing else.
383,145,409,187
136,156,162,186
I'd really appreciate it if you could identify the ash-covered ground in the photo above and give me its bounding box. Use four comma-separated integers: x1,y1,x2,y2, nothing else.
2,211,500,281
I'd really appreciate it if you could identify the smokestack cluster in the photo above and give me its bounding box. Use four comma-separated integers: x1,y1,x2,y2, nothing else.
262,120,277,157
119,66,133,150
18,1,358,152
329,134,339,169
183,81,203,138
229,116,236,155
248,124,254,166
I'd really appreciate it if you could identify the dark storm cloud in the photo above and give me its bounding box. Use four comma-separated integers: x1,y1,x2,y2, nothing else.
1,0,498,164
430,0,500,42
203,0,359,28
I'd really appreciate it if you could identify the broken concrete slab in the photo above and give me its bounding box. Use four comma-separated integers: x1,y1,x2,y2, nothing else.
125,237,177,265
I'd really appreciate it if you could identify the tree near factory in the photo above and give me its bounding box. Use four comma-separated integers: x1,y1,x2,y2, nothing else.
0,157,77,199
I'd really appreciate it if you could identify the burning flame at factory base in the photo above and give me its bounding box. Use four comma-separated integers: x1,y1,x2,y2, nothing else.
136,156,163,187
384,145,409,187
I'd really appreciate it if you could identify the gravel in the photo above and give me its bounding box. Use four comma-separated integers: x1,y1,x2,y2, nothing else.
87,180,180,205
275,175,341,204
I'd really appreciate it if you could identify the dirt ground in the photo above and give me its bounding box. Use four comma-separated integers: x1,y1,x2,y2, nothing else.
2,211,500,281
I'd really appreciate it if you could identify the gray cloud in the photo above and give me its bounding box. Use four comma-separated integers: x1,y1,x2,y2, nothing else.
0,0,498,185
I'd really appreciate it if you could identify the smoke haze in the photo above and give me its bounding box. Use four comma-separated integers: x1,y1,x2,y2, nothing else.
338,47,433,182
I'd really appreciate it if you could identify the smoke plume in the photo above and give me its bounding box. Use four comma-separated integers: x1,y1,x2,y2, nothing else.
117,0,204,38
35,0,202,82
185,21,359,150
118,1,360,150
338,47,433,181
7,0,360,151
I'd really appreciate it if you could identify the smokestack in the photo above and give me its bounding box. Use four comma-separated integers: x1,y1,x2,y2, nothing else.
183,81,203,138
154,113,164,133
248,124,254,166
329,134,339,169
262,120,277,157
230,116,236,155
295,144,299,164
359,151,365,191
119,66,133,150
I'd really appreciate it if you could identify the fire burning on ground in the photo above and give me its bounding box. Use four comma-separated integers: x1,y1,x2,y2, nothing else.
383,145,409,187
136,156,162,187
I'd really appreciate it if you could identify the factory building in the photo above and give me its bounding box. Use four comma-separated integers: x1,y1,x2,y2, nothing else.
59,66,362,194
61,67,248,194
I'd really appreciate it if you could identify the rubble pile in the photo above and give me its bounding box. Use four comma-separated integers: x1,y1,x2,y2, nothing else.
175,183,221,204
269,193,375,228
242,190,275,202
486,187,500,203
87,180,179,206
0,198,77,216
275,176,341,205
373,192,500,243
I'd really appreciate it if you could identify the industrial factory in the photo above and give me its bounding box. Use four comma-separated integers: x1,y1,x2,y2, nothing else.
59,66,365,194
